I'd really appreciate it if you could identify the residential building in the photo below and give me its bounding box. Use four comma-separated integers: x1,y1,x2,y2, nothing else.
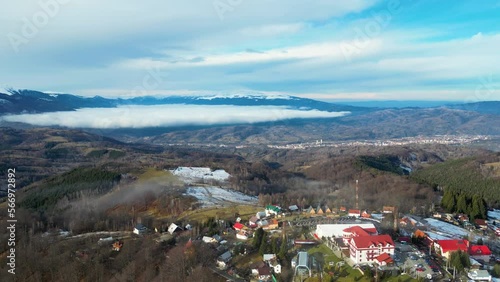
257,266,272,281
256,211,267,219
348,235,395,264
305,206,316,215
324,205,332,214
266,205,281,217
434,239,469,260
233,222,245,231
375,253,394,266
202,236,217,244
167,223,181,235
217,251,232,269
316,205,324,215
236,231,248,240
383,206,395,214
475,219,488,230
263,219,279,230
469,245,491,263
348,209,361,218
133,223,147,235
249,216,259,227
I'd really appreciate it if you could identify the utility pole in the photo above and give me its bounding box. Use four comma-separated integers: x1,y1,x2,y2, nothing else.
355,180,359,210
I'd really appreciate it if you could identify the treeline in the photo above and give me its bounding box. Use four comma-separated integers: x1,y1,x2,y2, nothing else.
20,167,121,210
441,190,487,219
411,155,500,208
356,155,409,175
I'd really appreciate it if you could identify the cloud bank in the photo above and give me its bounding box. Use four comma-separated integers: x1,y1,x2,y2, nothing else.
2,105,349,128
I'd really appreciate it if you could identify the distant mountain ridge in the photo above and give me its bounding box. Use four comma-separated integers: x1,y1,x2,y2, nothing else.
0,89,364,115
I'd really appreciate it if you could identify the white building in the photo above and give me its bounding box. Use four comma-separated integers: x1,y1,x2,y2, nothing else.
348,235,395,264
133,224,147,235
467,270,492,281
315,224,377,239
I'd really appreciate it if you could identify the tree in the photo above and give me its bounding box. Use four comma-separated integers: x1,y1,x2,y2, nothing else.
441,189,456,212
253,228,264,249
271,237,278,254
259,231,269,255
278,238,287,260
492,264,500,278
456,194,468,214
449,250,470,273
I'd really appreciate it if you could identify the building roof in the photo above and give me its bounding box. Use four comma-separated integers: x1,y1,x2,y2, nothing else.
263,254,276,261
266,205,281,212
315,223,377,238
348,209,361,214
168,223,180,234
257,266,272,275
469,245,492,256
289,205,299,211
233,223,245,230
343,226,371,237
352,235,394,249
297,252,308,267
375,253,394,264
474,219,487,226
134,223,146,230
219,251,232,262
249,216,259,224
435,239,468,253
468,270,492,280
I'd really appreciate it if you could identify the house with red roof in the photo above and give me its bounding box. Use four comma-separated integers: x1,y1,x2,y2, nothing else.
348,235,395,264
342,226,378,244
233,222,245,231
375,253,394,266
434,239,469,260
361,211,371,218
474,219,488,230
469,245,491,263
348,209,361,218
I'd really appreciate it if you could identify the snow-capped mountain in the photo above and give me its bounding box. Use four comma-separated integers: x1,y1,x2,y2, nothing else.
0,89,365,115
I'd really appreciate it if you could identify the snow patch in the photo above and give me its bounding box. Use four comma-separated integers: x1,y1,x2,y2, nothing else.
170,167,230,184
184,186,258,207
196,94,293,100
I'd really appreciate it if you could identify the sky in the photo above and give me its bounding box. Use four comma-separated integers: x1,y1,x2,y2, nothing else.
1,0,499,102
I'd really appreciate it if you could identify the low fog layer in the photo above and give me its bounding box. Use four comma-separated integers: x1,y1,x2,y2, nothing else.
2,105,350,128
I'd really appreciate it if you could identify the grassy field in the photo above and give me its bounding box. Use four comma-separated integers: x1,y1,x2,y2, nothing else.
483,162,500,177
178,204,262,222
135,167,182,185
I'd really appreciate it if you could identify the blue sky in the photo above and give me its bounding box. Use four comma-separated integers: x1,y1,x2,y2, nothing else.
0,0,499,101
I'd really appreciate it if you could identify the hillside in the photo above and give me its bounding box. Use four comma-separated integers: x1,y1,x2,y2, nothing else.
129,108,500,145
0,89,363,115
411,153,500,208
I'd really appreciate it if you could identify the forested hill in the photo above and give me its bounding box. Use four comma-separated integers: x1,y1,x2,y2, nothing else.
411,153,500,209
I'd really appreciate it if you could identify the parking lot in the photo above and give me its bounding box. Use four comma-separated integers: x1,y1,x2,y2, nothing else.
394,242,443,280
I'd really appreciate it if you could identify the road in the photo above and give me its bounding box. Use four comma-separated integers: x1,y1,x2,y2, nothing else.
209,266,247,282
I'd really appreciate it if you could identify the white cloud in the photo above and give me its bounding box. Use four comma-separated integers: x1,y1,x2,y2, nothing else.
1,105,349,128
